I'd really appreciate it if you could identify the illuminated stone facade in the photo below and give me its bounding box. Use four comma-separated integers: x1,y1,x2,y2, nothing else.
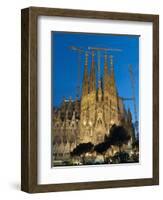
52,53,135,160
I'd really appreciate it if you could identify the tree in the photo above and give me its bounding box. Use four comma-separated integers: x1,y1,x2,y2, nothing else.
132,139,139,150
108,125,131,152
94,141,111,161
71,142,94,164
132,139,139,162
112,151,130,163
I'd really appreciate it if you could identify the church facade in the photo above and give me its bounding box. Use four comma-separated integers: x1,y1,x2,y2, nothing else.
52,52,135,160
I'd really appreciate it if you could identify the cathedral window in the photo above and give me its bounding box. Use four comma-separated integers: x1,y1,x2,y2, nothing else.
97,119,102,125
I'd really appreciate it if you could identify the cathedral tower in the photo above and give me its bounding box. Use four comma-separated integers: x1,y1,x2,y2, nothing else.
94,52,106,144
88,51,96,130
108,55,119,126
80,52,90,143
81,52,89,97
89,51,96,94
103,53,110,130
103,53,110,100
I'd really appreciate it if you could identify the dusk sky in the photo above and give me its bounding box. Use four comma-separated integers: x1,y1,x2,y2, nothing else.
52,31,139,122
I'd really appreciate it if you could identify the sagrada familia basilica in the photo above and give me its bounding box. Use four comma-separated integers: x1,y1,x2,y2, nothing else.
52,51,135,160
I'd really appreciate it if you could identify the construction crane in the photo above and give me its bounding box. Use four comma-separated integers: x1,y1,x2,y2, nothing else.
69,46,84,53
118,96,134,116
128,64,138,125
116,96,135,125
69,46,122,98
69,46,84,99
69,46,92,99
118,96,134,112
88,47,122,52
119,97,134,101
128,64,139,139
88,47,122,87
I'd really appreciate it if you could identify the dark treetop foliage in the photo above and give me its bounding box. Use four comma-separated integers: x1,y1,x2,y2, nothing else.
94,141,111,154
107,124,131,148
71,125,131,157
71,142,94,157
132,139,139,149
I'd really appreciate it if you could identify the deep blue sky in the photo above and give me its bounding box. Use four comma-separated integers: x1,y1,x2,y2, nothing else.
52,31,139,122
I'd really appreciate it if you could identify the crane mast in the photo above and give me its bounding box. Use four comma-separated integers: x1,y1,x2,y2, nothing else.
128,64,138,124
69,46,85,99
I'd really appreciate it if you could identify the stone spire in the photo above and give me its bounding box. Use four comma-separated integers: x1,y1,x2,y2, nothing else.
110,55,115,84
89,51,96,93
96,51,102,102
109,55,116,95
127,108,132,123
98,77,103,102
82,52,89,96
103,52,109,92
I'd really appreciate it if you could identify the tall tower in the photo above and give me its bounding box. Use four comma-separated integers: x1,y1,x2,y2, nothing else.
108,55,119,126
97,51,102,102
80,52,90,143
103,52,110,130
81,52,89,97
89,51,96,94
94,51,106,144
109,55,116,95
103,52,110,98
88,51,96,137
